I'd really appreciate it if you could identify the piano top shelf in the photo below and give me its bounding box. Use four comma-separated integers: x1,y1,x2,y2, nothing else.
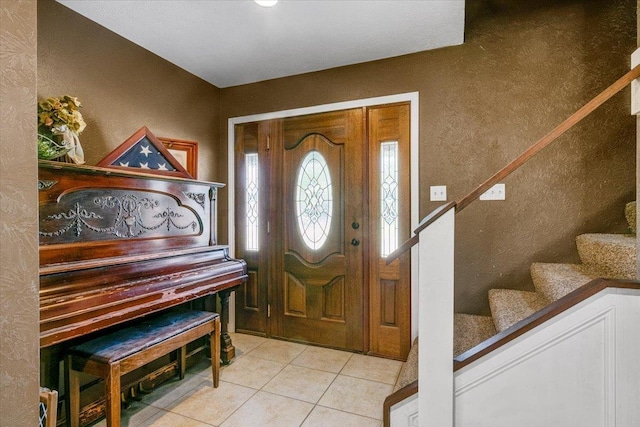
39,160,225,188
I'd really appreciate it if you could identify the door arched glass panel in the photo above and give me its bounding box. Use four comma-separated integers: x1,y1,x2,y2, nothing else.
295,150,332,250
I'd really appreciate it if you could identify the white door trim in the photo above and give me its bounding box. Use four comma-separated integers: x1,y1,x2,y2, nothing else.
227,92,420,339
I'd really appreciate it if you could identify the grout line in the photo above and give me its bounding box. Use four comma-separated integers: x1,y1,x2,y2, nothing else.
337,371,400,386
147,409,218,427
313,355,350,411
209,380,259,426
293,349,349,426
240,338,351,426
314,404,385,423
214,340,300,424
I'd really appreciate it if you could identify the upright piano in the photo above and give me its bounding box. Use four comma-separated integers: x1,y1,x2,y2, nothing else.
38,160,247,422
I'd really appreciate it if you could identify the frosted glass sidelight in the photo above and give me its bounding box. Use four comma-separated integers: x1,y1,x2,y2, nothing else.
381,141,399,257
296,151,333,250
245,153,259,251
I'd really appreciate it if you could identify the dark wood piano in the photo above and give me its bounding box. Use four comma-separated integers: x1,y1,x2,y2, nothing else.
38,160,247,424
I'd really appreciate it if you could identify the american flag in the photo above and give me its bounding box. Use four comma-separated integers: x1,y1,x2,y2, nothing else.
112,136,176,171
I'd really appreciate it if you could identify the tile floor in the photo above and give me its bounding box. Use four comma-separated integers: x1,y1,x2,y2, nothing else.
93,333,403,427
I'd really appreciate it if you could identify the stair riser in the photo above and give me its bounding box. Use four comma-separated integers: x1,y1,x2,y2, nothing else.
576,237,636,280
530,263,596,303
488,289,547,332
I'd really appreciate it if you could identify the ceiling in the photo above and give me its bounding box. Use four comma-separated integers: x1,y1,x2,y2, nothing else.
57,0,465,88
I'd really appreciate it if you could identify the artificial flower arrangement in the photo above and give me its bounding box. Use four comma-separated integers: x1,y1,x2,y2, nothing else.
37,95,86,163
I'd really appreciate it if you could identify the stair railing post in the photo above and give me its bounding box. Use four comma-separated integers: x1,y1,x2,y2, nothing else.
418,206,455,426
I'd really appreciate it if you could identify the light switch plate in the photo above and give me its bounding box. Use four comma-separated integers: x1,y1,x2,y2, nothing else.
480,183,506,201
430,185,447,201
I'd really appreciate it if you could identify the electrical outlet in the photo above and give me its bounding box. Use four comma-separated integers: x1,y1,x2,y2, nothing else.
430,185,447,202
479,183,506,201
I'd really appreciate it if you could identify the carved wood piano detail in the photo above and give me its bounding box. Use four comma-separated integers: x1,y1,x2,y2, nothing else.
38,160,247,424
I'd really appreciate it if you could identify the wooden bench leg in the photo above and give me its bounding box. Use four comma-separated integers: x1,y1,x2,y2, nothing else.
179,346,187,380
105,363,121,427
66,355,80,427
210,317,220,388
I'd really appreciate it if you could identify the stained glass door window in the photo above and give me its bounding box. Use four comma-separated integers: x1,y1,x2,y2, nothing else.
245,153,259,251
295,150,333,250
380,141,399,257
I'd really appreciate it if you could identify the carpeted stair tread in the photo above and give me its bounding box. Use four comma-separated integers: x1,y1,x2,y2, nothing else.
394,337,418,391
576,233,637,280
488,289,548,332
531,263,598,302
625,201,636,234
454,313,497,357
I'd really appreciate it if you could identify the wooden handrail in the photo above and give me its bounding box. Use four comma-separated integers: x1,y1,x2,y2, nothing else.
383,279,640,426
456,64,640,212
386,201,456,263
388,64,640,263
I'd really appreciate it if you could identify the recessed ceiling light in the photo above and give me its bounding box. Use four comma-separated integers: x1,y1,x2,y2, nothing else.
255,0,278,7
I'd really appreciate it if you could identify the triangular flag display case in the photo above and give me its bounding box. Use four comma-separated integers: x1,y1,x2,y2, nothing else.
97,126,194,178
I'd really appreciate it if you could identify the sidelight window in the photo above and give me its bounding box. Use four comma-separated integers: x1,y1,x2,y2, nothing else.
295,150,332,250
380,141,399,257
245,153,259,251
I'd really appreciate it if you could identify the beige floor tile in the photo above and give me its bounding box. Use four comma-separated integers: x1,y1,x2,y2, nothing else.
340,353,403,385
229,332,268,358
165,380,255,426
317,375,393,420
245,339,307,364
291,346,353,373
220,355,286,389
140,374,208,409
138,410,213,427
220,391,313,427
302,406,382,427
262,364,336,403
91,400,161,427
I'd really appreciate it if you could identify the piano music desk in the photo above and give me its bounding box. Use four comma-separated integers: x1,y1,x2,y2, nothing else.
65,310,220,427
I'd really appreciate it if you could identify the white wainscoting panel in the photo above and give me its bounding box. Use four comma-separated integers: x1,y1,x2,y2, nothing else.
453,289,640,427
390,394,419,427
389,289,639,427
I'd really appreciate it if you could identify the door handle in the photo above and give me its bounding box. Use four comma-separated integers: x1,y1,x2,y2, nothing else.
351,238,360,246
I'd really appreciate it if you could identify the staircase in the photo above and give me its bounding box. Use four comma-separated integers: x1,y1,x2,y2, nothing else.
385,66,640,427
393,201,637,393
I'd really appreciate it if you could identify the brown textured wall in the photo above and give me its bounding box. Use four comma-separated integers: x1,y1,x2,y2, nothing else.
0,0,39,425
0,2,631,419
220,0,637,314
37,0,223,182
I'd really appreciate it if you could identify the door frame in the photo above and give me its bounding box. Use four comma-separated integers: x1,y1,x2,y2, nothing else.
227,92,420,341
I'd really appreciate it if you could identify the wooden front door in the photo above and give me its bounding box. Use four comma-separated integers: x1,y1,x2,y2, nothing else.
274,109,365,350
235,104,410,358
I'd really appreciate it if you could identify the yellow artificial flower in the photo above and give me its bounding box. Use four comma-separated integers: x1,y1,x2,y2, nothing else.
37,95,86,135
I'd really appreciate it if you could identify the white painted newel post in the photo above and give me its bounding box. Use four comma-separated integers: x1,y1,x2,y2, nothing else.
418,206,455,426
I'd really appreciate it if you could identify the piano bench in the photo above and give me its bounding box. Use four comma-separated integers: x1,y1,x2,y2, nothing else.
64,310,220,427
